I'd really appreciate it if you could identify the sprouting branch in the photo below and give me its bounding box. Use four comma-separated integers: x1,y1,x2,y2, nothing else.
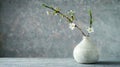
42,4,87,36
42,4,73,22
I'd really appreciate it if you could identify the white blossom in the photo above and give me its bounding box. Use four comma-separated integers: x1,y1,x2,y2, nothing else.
69,23,76,30
87,27,94,33
46,11,50,15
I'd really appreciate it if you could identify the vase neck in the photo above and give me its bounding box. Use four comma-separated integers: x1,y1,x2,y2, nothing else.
82,36,90,40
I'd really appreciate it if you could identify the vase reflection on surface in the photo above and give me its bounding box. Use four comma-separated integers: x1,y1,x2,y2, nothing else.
73,36,99,63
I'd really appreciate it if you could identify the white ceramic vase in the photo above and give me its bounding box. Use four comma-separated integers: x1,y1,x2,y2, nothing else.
73,36,99,63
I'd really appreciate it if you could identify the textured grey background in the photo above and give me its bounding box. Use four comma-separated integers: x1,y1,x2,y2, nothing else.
0,0,120,58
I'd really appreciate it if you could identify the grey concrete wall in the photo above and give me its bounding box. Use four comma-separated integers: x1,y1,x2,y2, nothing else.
0,0,120,58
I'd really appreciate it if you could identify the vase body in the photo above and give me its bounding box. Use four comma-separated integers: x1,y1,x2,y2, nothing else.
73,36,99,63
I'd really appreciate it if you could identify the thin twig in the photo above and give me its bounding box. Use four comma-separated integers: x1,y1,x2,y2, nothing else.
75,25,86,36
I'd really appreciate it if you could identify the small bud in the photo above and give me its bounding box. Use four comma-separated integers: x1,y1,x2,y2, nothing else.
46,11,50,15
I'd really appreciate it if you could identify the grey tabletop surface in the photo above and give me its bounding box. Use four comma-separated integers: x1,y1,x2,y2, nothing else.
0,58,120,67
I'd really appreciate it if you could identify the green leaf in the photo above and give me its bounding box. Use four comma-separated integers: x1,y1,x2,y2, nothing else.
55,7,60,12
71,15,75,21
89,9,93,28
53,11,58,15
